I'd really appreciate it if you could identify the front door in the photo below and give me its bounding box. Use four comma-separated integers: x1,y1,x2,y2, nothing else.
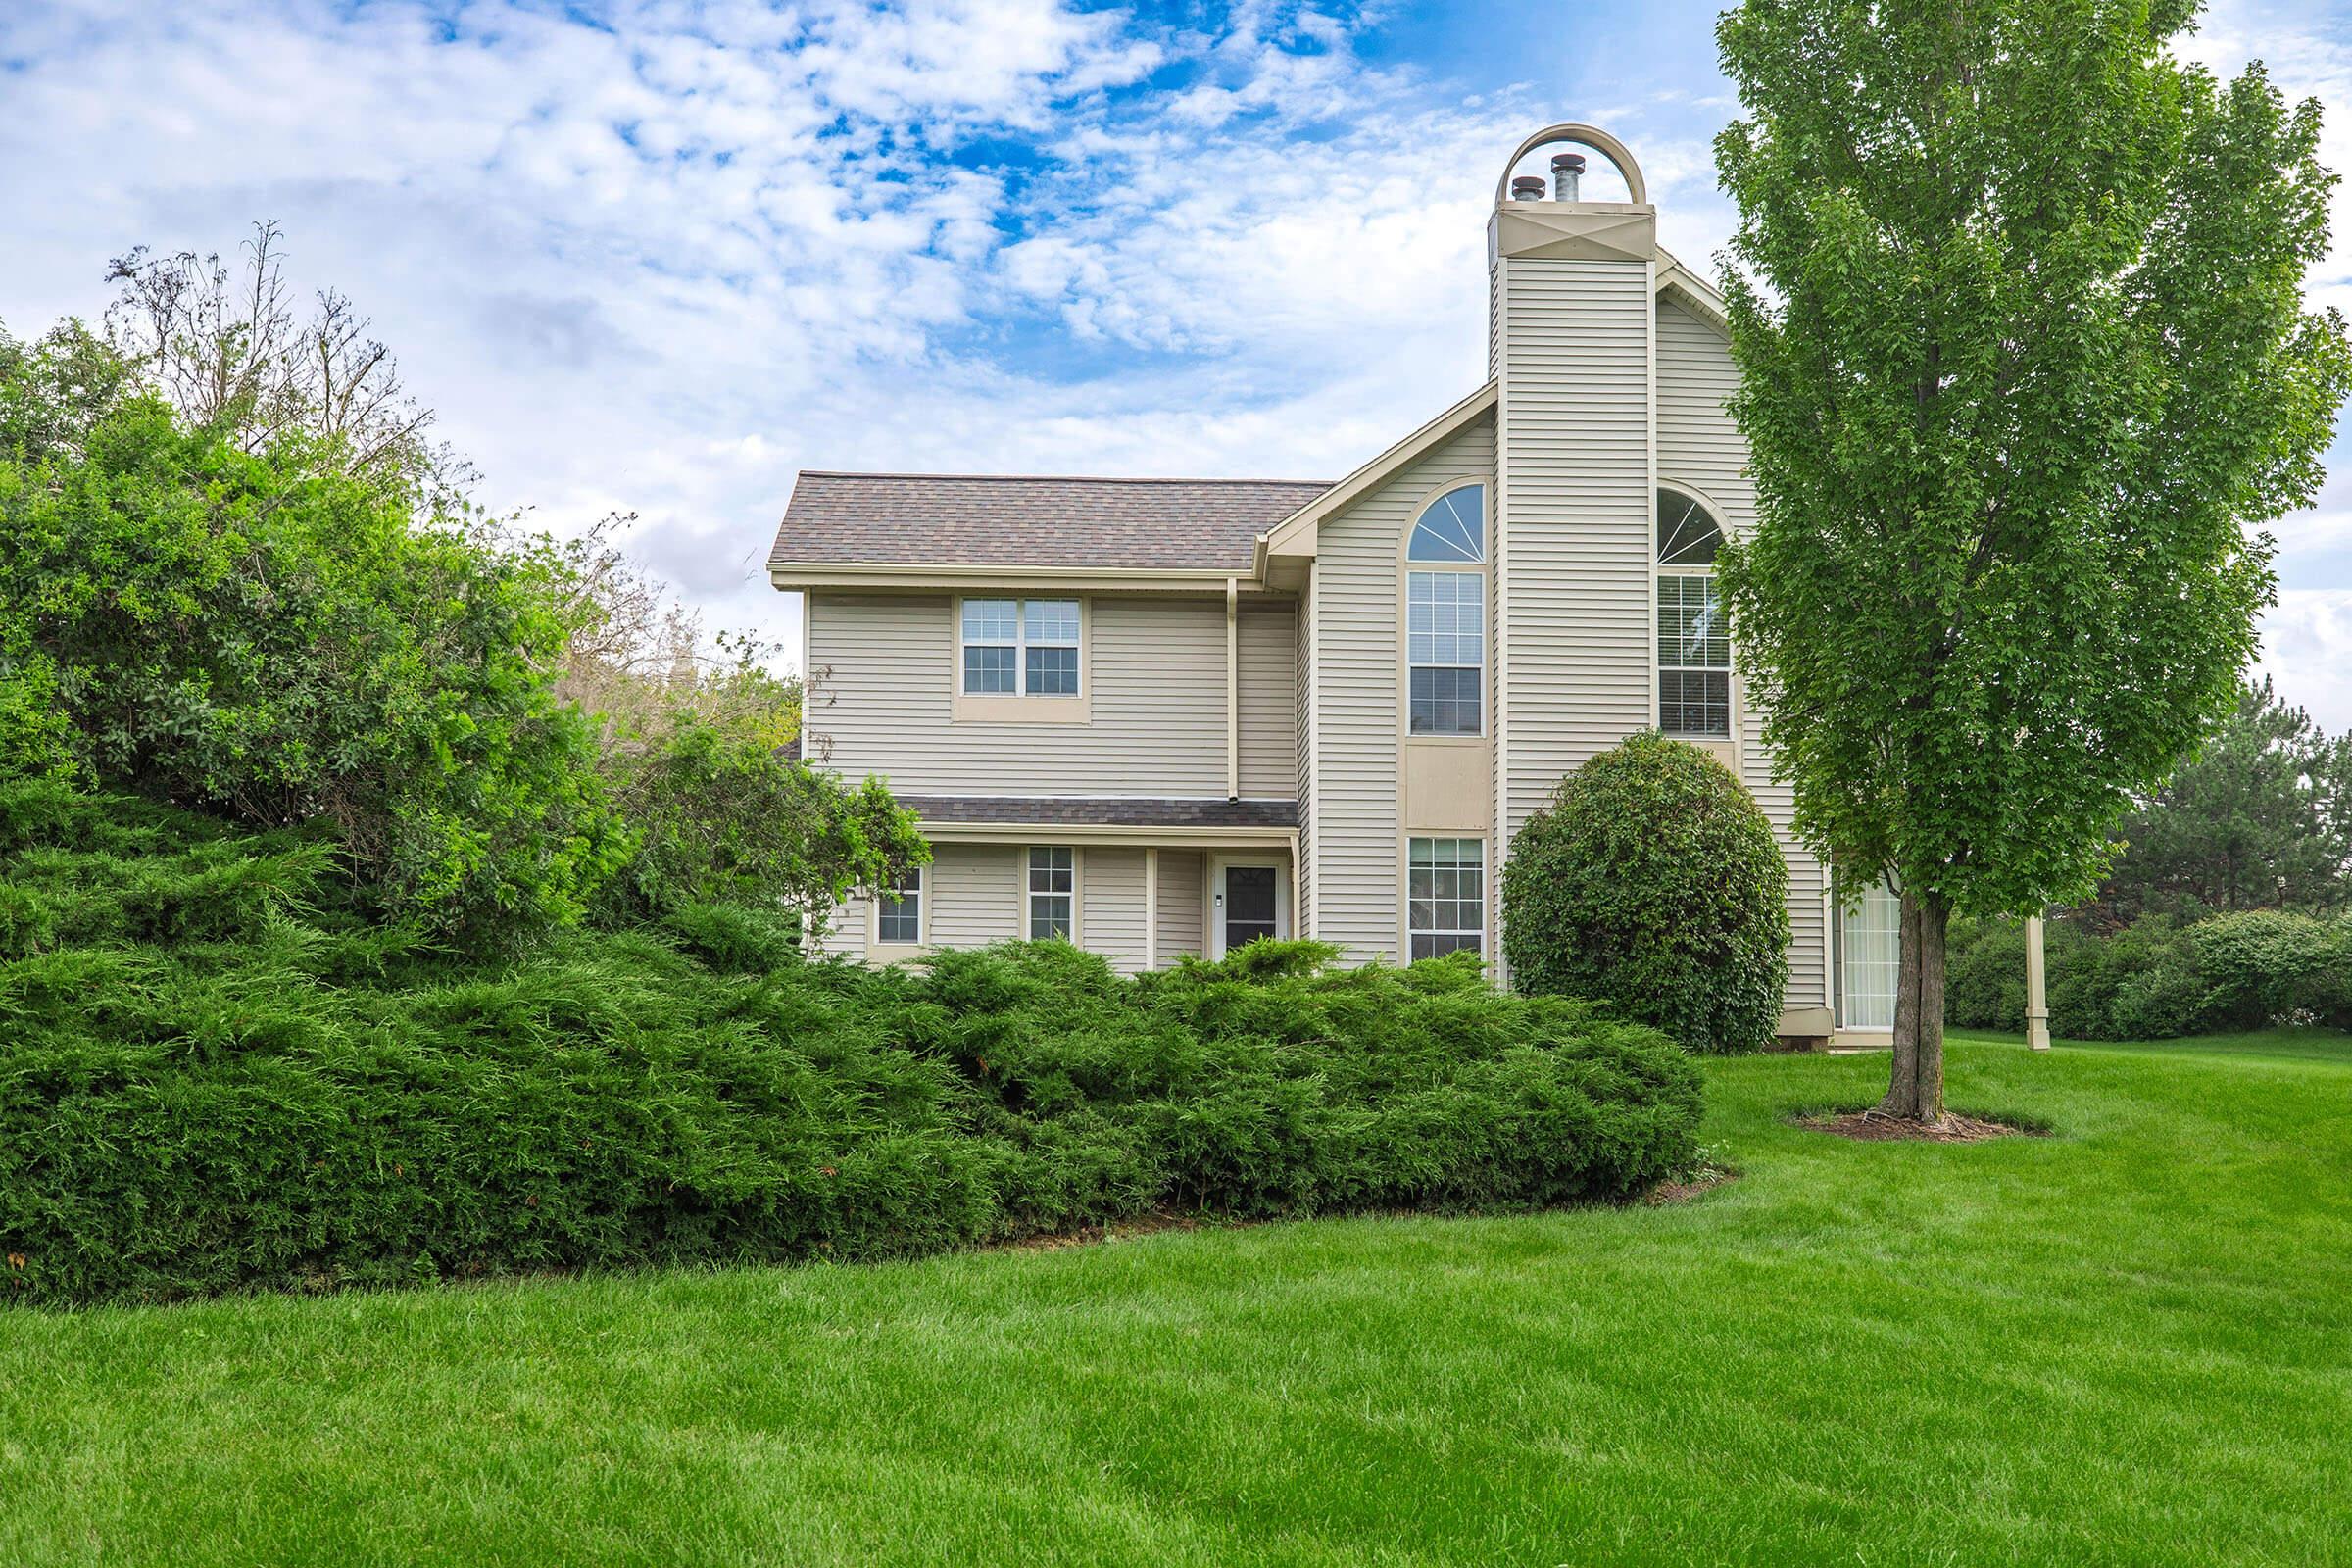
1213,861,1283,956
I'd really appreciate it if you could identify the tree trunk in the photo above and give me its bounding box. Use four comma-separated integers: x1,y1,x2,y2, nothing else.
1880,889,1948,1122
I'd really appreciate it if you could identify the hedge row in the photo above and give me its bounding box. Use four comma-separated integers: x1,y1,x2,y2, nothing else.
1946,908,2352,1040
0,785,1703,1306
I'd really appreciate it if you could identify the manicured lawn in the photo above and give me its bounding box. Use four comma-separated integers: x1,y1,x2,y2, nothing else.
4,1031,2348,1566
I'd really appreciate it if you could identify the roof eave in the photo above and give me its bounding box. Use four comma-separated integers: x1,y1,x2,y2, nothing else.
769,561,1262,593
1262,381,1498,562
1652,247,1732,335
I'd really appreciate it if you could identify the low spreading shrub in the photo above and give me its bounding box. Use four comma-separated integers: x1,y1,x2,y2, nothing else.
0,785,1702,1306
1502,732,1790,1054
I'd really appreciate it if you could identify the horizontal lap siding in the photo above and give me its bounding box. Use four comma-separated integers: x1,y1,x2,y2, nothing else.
1156,850,1205,959
1239,601,1298,800
1314,418,1497,964
807,595,1229,796
822,897,869,959
1085,849,1149,974
1498,260,1655,855
1657,300,1828,1011
932,844,1020,947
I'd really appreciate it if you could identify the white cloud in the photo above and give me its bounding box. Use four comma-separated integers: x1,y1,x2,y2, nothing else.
1,0,2344,736
2260,590,2352,732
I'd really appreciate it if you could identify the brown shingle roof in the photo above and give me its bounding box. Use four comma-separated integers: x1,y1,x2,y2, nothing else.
770,472,1333,573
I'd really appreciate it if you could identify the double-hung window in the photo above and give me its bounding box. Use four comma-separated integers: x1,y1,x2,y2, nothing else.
877,867,921,945
1656,488,1730,738
962,599,1080,697
1407,838,1485,959
1406,484,1486,736
1027,847,1074,939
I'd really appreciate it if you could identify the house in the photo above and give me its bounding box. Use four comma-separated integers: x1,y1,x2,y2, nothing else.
768,124,1900,1047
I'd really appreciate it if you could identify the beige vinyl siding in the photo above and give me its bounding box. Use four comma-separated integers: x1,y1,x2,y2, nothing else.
807,594,1230,796
1085,848,1150,974
821,897,870,960
1656,299,1829,1007
1238,600,1298,799
1155,849,1205,960
1312,416,1497,963
931,843,1021,947
1494,257,1656,854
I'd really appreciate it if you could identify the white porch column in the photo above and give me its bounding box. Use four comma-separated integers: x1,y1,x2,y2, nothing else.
2026,914,2051,1052
1144,848,1159,970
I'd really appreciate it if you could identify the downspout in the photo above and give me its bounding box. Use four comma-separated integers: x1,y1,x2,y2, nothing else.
1226,577,1241,803
1287,830,1301,943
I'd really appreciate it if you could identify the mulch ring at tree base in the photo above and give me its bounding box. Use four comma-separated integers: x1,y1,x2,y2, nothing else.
1792,1108,2047,1144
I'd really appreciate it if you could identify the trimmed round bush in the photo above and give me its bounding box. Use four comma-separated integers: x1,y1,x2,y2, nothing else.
1501,732,1790,1054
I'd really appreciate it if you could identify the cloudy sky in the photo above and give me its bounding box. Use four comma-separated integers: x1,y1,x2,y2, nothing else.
6,0,2350,727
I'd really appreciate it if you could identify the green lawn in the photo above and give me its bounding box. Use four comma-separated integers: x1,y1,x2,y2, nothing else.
5,1031,2349,1567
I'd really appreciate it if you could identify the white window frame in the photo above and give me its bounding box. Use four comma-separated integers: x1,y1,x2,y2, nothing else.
1026,845,1077,941
1406,837,1486,960
1837,878,1901,1032
1655,487,1730,740
959,598,1081,699
874,865,923,948
1407,569,1486,737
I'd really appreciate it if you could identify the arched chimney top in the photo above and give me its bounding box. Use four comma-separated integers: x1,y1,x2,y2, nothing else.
1494,123,1647,208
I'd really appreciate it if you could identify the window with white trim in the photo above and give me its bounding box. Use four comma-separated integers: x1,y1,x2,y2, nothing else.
1407,484,1485,563
1406,485,1487,737
1407,837,1484,959
961,599,1080,696
877,866,921,945
1838,880,1900,1029
1027,847,1074,939
1656,489,1729,738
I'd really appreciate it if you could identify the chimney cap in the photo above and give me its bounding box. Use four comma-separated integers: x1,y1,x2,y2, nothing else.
1509,174,1547,200
1551,152,1588,173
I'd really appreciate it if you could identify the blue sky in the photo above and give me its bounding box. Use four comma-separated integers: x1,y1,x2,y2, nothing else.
6,0,2350,724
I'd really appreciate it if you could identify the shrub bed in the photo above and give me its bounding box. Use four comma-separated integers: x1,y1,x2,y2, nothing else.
0,785,1703,1306
1945,907,2352,1039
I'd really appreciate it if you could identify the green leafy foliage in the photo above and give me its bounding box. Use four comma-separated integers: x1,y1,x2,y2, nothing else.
0,318,918,948
0,323,628,943
1712,1,2352,1114
1945,908,2352,1039
598,707,927,926
1500,733,1790,1054
0,786,1702,1306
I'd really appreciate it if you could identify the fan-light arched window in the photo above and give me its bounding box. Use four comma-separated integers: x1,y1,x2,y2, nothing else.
1655,488,1729,738
1406,485,1487,734
1407,484,1485,564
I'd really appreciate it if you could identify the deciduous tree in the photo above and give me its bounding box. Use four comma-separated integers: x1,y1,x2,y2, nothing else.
1715,0,2351,1118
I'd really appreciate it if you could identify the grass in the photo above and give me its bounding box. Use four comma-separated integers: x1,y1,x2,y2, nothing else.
4,1030,2348,1567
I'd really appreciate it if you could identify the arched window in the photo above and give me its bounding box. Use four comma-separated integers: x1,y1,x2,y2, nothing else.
1406,485,1487,734
1656,488,1729,738
1407,484,1485,563
1656,488,1721,564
